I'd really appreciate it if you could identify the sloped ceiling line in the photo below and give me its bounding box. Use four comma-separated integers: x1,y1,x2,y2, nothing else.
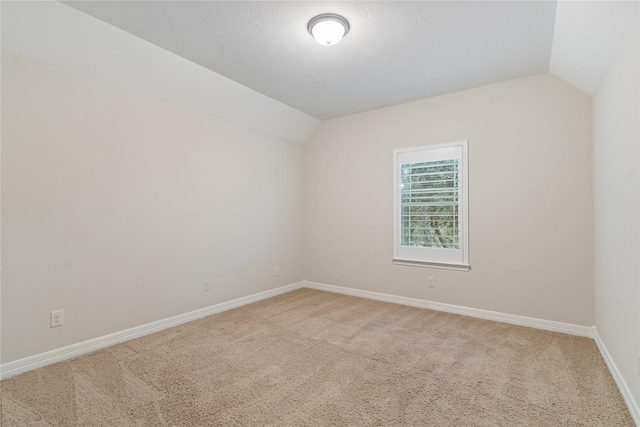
1,1,320,144
3,1,637,142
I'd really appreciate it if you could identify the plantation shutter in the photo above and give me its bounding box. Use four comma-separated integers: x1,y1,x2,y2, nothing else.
400,159,459,249
393,141,469,269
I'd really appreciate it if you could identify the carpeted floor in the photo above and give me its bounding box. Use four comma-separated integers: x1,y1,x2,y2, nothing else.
1,288,634,426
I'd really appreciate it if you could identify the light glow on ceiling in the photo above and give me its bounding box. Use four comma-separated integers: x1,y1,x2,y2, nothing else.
308,14,350,46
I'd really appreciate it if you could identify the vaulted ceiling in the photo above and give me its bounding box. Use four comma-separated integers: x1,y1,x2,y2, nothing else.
3,1,637,143
60,1,636,120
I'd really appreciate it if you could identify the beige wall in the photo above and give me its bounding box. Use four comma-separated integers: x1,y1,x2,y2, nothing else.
593,16,640,405
1,50,305,363
1,52,597,366
304,73,594,326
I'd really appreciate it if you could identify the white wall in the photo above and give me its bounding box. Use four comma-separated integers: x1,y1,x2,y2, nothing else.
304,73,594,326
1,50,305,363
593,14,640,407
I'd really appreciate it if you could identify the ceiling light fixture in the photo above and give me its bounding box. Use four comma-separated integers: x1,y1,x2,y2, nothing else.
307,13,350,46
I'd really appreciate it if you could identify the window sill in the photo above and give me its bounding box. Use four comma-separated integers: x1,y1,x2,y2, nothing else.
392,258,470,271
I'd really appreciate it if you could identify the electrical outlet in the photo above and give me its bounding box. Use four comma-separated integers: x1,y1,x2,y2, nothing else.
50,310,64,328
427,277,435,288
204,280,211,292
274,267,280,277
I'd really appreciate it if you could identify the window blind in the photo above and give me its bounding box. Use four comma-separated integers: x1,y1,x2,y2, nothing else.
400,159,459,249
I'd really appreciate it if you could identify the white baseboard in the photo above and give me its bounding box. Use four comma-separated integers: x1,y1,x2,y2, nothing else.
303,280,594,338
593,328,640,426
4,279,637,424
0,282,304,380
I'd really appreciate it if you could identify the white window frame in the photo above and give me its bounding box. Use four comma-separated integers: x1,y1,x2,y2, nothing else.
393,141,469,271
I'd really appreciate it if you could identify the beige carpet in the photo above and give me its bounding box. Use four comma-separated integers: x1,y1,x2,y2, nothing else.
1,288,634,426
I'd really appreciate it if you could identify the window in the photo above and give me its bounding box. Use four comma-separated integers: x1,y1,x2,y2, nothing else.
393,141,469,270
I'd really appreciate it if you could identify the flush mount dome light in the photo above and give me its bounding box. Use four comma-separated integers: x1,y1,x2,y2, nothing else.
308,13,350,46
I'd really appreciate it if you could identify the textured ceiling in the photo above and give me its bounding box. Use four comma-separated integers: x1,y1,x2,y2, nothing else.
63,1,557,120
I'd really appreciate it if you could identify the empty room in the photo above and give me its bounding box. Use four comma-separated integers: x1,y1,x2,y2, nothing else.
1,1,639,425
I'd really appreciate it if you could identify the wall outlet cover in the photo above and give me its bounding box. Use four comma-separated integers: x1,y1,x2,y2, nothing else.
50,310,64,327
